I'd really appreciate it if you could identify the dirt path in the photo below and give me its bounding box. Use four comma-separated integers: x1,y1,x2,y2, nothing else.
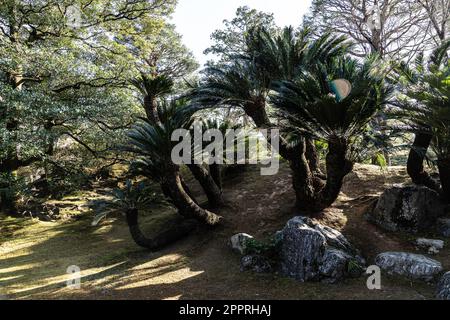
0,163,447,300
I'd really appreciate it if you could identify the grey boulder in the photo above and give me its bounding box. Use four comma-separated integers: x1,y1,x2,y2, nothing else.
436,272,450,300
280,217,364,283
366,185,446,233
415,238,444,255
437,218,450,238
375,252,443,282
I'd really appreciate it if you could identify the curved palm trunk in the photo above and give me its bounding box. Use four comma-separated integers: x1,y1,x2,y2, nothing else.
162,171,222,226
438,158,450,203
180,177,200,205
187,164,224,207
209,164,222,190
244,101,271,128
407,133,441,192
292,138,353,213
125,208,197,250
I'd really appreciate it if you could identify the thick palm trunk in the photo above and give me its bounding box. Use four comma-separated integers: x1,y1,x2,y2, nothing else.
290,141,316,210
143,95,160,125
0,189,17,216
407,133,441,192
438,158,450,203
209,164,222,190
244,100,271,128
316,140,353,208
305,138,325,178
187,164,224,207
125,208,197,250
293,139,353,213
180,177,199,205
162,171,222,226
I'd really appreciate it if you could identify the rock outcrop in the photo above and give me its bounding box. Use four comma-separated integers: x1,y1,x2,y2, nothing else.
366,185,446,233
437,218,450,238
279,217,365,283
436,272,450,300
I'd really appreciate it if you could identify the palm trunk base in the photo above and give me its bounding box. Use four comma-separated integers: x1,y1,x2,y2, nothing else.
438,158,450,203
126,209,197,250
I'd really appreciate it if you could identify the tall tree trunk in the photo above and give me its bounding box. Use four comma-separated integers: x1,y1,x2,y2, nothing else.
187,164,224,208
162,171,222,226
125,208,197,250
438,157,450,203
407,133,441,192
0,171,18,216
143,95,160,125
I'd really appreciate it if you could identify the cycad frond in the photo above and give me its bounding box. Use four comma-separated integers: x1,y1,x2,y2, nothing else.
127,99,194,181
395,41,450,158
131,74,174,98
272,57,391,142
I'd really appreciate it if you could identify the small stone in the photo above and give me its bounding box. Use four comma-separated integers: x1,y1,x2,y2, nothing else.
415,238,445,255
230,233,254,255
240,255,272,273
436,272,450,300
375,252,443,282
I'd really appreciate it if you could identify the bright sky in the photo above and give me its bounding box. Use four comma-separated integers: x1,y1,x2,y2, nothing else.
172,0,312,66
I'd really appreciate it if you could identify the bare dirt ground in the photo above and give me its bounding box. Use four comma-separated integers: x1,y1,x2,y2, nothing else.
1,163,448,300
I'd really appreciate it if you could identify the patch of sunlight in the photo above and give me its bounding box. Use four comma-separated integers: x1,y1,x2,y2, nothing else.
0,230,65,255
163,295,182,300
129,254,186,271
0,264,37,274
9,261,127,295
0,274,24,282
116,267,204,290
92,224,114,235
107,239,125,244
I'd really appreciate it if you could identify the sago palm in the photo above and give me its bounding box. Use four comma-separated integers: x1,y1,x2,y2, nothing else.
128,100,223,226
93,180,197,250
396,41,450,200
271,56,392,211
130,73,174,123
